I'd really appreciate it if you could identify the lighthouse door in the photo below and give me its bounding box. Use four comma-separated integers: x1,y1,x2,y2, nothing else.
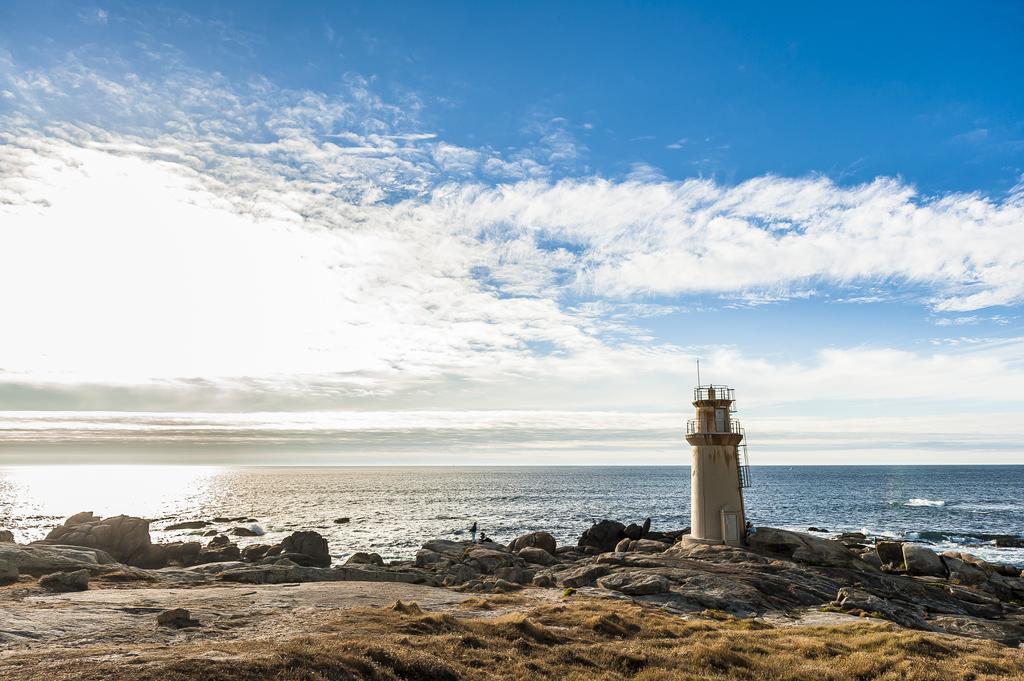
714,408,726,433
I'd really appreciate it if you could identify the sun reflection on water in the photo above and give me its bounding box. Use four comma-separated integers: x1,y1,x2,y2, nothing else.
0,465,221,541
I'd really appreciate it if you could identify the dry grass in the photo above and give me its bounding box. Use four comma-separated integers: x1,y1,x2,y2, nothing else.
3,596,1022,680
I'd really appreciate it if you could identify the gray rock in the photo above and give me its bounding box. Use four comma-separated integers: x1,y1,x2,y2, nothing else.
38,569,91,591
597,571,670,595
559,563,611,588
345,552,384,566
218,564,436,586
508,531,557,555
0,530,14,543
517,546,556,566
747,527,864,569
831,587,928,629
614,538,632,553
902,544,947,577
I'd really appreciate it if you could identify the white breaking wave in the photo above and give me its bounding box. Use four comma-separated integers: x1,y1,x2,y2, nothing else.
905,498,946,507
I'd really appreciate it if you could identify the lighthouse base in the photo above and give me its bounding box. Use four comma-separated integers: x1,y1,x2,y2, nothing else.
678,534,744,548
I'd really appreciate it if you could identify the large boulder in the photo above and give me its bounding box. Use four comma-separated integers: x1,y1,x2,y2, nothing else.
578,520,626,553
0,530,15,543
277,531,330,568
902,544,947,577
558,563,611,588
508,531,557,555
747,527,862,568
42,514,152,565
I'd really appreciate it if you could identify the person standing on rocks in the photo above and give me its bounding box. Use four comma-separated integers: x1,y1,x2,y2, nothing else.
470,521,478,544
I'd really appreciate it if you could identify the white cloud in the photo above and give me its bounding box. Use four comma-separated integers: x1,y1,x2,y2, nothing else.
0,48,1023,467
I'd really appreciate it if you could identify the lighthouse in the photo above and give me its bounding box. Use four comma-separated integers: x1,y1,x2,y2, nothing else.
683,384,751,547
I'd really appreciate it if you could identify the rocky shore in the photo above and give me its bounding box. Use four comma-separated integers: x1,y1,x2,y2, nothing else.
2,512,1023,678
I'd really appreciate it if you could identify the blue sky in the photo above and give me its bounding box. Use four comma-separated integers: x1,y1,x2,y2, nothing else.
0,1,1022,464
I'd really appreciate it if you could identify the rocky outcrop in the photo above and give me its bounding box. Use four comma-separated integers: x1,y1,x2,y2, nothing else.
0,530,14,543
41,514,152,566
747,527,863,568
508,531,557,555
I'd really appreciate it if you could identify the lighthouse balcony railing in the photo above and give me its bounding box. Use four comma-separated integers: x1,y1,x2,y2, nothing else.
693,385,736,407
686,419,743,435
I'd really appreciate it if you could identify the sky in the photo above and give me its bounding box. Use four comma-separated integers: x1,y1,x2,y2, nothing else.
0,1,1022,464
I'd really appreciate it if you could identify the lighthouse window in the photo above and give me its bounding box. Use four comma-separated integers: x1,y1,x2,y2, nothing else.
715,408,726,432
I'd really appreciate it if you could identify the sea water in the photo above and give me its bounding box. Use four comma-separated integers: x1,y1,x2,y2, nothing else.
1,465,1021,566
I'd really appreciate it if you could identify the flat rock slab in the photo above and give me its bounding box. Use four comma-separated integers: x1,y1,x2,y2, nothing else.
0,582,471,651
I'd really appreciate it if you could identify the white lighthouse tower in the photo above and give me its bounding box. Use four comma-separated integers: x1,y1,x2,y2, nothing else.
683,383,751,546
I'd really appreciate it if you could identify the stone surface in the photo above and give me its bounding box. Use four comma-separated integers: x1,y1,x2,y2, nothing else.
0,530,14,543
577,520,626,553
508,531,557,555
903,544,947,577
614,538,632,553
38,569,91,592
598,571,670,596
558,564,611,588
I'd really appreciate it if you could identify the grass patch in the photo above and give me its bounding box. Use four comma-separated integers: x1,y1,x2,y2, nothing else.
3,596,1022,680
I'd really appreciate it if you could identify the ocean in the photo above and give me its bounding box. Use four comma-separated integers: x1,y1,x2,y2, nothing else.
1,465,1022,566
